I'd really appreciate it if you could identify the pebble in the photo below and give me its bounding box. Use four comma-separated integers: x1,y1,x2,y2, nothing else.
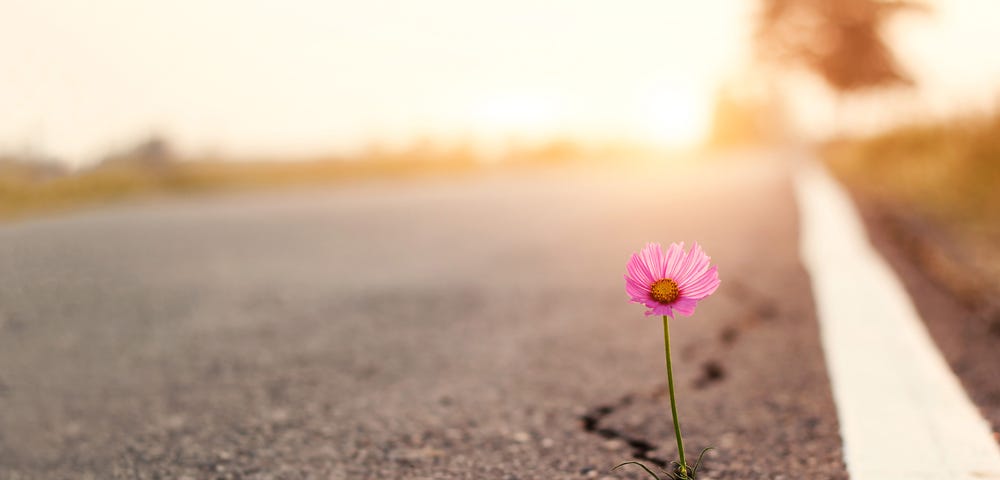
602,439,626,450
269,409,289,422
163,414,185,430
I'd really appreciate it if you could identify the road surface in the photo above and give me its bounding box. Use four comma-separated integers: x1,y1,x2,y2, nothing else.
0,155,889,479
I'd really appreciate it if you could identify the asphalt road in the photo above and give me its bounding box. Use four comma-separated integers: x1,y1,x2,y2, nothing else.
0,157,848,479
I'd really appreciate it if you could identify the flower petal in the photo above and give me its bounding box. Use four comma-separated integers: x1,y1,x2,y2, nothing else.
671,242,701,282
625,274,652,300
637,243,666,282
671,297,700,316
676,243,712,286
663,242,685,279
626,252,655,286
680,266,720,299
646,303,674,317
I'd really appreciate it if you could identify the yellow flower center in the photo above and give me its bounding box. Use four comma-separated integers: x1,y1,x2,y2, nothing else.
650,278,680,304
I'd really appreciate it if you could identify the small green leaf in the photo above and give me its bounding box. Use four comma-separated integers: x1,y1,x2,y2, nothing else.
691,447,714,477
612,461,662,480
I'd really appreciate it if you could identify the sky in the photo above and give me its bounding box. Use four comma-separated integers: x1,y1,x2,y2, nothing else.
2,0,999,166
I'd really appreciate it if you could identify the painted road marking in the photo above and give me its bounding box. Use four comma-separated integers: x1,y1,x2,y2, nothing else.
794,161,1000,480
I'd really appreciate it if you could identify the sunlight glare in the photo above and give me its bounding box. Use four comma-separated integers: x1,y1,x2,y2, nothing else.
641,87,708,147
475,95,561,136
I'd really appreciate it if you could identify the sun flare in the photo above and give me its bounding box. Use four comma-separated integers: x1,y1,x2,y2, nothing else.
641,87,709,147
475,95,560,134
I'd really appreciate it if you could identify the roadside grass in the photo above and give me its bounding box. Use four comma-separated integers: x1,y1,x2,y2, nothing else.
0,140,658,222
0,157,479,221
824,112,1000,302
824,113,1000,230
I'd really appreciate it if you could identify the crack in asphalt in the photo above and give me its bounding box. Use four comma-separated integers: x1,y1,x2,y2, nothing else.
692,361,726,390
579,393,671,469
691,280,776,391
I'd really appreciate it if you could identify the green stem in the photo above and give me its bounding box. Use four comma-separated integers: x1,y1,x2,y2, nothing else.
663,315,688,476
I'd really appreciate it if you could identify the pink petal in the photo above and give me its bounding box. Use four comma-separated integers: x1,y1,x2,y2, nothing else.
670,242,701,281
646,303,674,317
663,242,685,279
676,243,711,286
687,243,712,278
625,275,652,300
628,291,659,308
680,266,720,299
626,252,655,286
671,297,700,316
638,243,666,281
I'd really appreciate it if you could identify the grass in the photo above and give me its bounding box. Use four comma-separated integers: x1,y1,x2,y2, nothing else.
824,112,1000,300
0,157,481,221
824,113,1000,230
0,139,666,222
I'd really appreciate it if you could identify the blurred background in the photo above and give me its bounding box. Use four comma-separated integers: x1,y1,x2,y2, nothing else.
3,0,998,278
0,0,1000,296
0,6,993,167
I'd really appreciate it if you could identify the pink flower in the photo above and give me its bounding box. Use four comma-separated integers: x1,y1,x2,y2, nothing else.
625,242,721,317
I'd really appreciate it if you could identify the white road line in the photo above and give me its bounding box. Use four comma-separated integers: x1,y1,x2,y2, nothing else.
794,160,1000,480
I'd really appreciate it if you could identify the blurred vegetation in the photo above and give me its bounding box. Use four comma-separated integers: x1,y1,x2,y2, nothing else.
825,112,1000,296
824,113,1000,229
824,110,1000,306
0,144,469,221
0,136,670,222
707,80,789,148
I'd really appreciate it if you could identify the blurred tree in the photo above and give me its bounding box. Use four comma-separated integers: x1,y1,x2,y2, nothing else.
0,153,67,181
755,0,925,93
100,134,175,170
